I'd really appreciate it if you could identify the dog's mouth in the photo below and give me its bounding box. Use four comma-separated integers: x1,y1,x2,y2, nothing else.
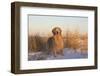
56,31,59,34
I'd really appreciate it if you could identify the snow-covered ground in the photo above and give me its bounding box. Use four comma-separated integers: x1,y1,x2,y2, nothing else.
28,48,88,61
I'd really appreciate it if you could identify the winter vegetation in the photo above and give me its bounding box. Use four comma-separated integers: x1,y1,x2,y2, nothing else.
28,30,88,60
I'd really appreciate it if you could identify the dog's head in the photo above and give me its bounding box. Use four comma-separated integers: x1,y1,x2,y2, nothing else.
52,27,62,35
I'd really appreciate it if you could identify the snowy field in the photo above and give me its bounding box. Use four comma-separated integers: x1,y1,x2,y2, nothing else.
28,48,88,61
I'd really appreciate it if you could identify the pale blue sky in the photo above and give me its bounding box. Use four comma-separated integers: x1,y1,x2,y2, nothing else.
28,15,88,36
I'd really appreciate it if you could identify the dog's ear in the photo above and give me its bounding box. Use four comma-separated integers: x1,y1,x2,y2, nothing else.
52,28,55,34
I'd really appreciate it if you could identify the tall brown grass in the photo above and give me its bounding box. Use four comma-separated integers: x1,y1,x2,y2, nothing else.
65,30,88,51
28,34,48,52
28,31,88,52
65,30,80,49
80,33,88,51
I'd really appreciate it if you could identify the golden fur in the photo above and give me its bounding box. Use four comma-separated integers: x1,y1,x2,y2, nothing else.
47,27,64,56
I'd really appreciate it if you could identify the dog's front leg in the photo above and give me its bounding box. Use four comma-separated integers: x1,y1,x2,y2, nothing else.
53,50,57,57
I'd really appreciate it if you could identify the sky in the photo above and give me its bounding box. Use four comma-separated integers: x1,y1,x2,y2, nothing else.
28,15,88,36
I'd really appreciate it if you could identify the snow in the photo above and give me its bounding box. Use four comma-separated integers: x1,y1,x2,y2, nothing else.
28,48,88,61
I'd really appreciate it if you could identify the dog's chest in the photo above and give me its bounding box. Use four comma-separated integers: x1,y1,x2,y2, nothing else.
54,35,63,48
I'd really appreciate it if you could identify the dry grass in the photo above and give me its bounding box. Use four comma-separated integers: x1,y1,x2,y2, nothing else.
80,33,88,51
28,34,47,52
65,30,80,49
65,30,88,51
28,31,88,52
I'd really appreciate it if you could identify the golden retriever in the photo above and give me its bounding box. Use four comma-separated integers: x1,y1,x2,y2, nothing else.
47,27,64,57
